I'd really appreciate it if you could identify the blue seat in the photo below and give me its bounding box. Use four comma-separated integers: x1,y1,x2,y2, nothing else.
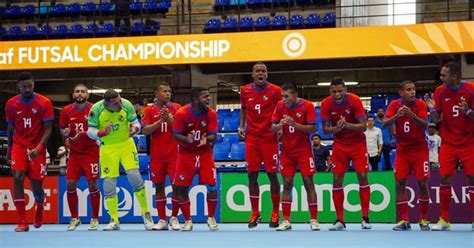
38,25,53,38
217,109,232,118
130,2,142,15
6,5,21,19
53,24,69,38
239,17,254,31
223,118,240,132
98,23,115,36
214,0,231,9
214,142,231,161
305,13,321,28
371,96,387,111
272,15,287,30
255,16,271,30
223,133,240,145
97,2,114,15
216,134,224,143
21,5,35,18
159,0,172,11
231,109,240,118
23,26,38,39
204,18,221,33
322,12,336,27
222,18,238,32
131,22,144,35
84,23,98,36
5,26,22,40
143,20,160,35
82,2,95,16
387,95,400,105
290,15,304,29
67,3,82,16
70,24,84,38
275,0,290,5
144,1,159,14
138,154,150,173
50,4,66,17
0,27,7,40
230,142,245,161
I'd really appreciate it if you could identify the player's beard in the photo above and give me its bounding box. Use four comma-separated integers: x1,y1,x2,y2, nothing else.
74,98,86,104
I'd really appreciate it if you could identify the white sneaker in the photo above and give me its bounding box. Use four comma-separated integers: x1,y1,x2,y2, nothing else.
276,219,291,231
361,218,372,230
329,220,346,231
67,218,81,231
207,217,219,231
103,221,120,231
169,216,180,231
182,220,193,231
431,218,451,231
151,220,168,231
88,218,99,231
143,212,154,230
310,219,320,231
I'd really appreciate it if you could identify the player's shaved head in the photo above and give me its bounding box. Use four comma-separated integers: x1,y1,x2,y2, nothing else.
104,89,120,101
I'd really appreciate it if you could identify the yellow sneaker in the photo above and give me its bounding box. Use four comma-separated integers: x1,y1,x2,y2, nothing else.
432,217,451,231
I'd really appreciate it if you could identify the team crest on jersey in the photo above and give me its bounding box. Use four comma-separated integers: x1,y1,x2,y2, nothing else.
89,111,95,118
103,167,109,174
344,109,351,115
296,112,302,118
263,95,268,101
31,108,37,114
118,115,124,122
179,175,184,181
201,121,207,127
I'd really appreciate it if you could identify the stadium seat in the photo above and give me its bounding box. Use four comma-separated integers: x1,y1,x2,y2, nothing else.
214,0,231,10
272,15,287,30
0,27,7,40
98,23,115,37
371,96,387,111
255,16,271,30
222,18,238,32
158,0,172,12
130,2,142,15
131,22,144,36
5,5,21,19
230,142,245,160
231,109,241,118
204,18,221,33
84,23,98,37
223,133,240,145
97,2,114,16
239,17,254,31
223,117,240,132
82,2,95,16
5,26,22,40
216,134,224,144
322,12,336,27
70,24,84,38
21,5,35,19
50,4,67,18
217,109,232,118
38,25,53,39
52,24,69,39
67,3,82,17
305,13,321,28
290,15,305,29
144,1,159,14
275,0,290,6
23,26,38,39
214,142,231,161
144,20,160,35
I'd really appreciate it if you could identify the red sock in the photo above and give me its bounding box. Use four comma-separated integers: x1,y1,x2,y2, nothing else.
179,200,191,221
14,198,26,223
469,186,474,222
418,196,429,221
397,198,408,221
250,193,260,214
171,197,179,217
359,183,370,219
155,196,167,221
89,188,100,219
332,187,344,222
67,190,78,218
271,193,280,214
282,200,291,221
207,197,218,218
308,202,318,220
440,184,451,221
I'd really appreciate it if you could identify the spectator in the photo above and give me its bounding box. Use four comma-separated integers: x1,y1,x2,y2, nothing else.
365,116,383,171
374,108,394,170
112,0,132,36
311,134,331,172
427,123,441,169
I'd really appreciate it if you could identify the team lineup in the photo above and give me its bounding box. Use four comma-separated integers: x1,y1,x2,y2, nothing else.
5,62,474,232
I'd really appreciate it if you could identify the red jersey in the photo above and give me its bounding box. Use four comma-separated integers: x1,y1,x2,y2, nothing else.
173,104,218,153
59,102,99,155
142,102,181,159
320,93,366,146
5,93,54,149
433,82,474,145
272,99,316,154
386,98,428,149
240,82,281,142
